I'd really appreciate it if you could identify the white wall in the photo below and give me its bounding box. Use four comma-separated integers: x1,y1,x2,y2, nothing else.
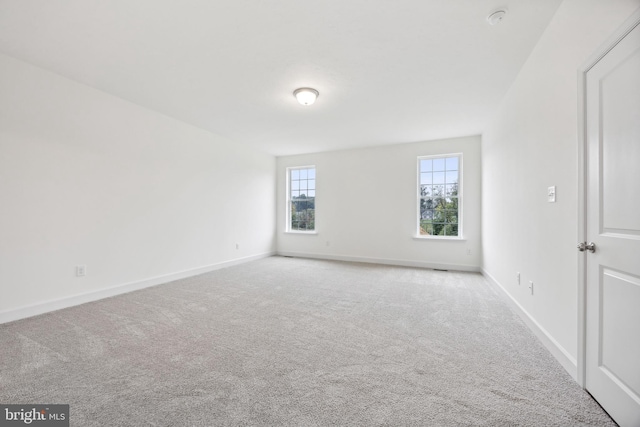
0,53,276,321
482,0,640,377
277,136,481,271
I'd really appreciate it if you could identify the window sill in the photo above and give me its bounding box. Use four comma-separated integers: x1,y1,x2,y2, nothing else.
285,231,318,235
413,235,466,241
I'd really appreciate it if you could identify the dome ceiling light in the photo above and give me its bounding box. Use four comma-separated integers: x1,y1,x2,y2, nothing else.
293,88,319,106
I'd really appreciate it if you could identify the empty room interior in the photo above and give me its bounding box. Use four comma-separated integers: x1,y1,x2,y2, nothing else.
1,0,639,426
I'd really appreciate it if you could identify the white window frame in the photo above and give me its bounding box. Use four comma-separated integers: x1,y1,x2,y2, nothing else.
286,165,317,234
415,154,463,239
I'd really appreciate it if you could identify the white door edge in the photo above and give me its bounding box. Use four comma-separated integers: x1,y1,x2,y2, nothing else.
576,6,640,390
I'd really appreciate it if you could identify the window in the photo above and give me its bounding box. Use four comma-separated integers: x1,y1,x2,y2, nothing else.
287,166,316,232
418,154,461,238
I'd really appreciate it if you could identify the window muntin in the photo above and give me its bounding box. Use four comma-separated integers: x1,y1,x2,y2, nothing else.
418,155,461,237
287,166,315,232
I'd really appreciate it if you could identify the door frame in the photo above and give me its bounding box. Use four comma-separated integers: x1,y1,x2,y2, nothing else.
576,7,640,389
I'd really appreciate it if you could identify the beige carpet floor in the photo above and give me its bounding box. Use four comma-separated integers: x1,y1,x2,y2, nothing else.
0,256,614,426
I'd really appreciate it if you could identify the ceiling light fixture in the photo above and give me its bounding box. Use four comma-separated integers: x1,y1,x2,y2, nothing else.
294,87,319,106
487,10,507,26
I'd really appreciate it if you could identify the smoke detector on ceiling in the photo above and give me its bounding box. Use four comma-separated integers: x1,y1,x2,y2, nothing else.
487,10,507,26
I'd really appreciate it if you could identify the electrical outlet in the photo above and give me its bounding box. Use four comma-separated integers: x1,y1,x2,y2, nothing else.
529,281,534,295
235,243,239,250
76,265,86,277
516,272,520,285
548,186,556,203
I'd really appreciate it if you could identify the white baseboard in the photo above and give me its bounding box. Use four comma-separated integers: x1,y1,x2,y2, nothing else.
481,268,578,381
277,251,480,272
0,251,275,325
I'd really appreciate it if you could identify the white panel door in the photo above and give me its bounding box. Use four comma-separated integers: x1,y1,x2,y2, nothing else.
585,19,640,427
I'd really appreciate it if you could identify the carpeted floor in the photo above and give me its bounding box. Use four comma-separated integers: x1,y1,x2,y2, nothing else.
0,256,614,426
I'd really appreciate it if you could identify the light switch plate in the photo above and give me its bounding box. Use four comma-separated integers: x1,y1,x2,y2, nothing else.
548,186,556,203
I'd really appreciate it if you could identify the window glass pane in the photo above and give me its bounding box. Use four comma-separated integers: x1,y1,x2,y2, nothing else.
445,184,458,196
420,221,433,235
433,172,445,184
422,198,435,209
433,158,445,171
445,171,458,184
291,180,300,190
308,169,316,179
420,172,432,185
291,170,299,180
445,157,458,171
308,179,315,190
308,189,315,197
292,190,300,198
432,185,445,198
440,224,458,236
420,159,432,172
420,185,431,197
421,209,434,220
300,169,308,179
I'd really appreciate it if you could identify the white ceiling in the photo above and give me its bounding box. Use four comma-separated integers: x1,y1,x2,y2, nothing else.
0,0,563,156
